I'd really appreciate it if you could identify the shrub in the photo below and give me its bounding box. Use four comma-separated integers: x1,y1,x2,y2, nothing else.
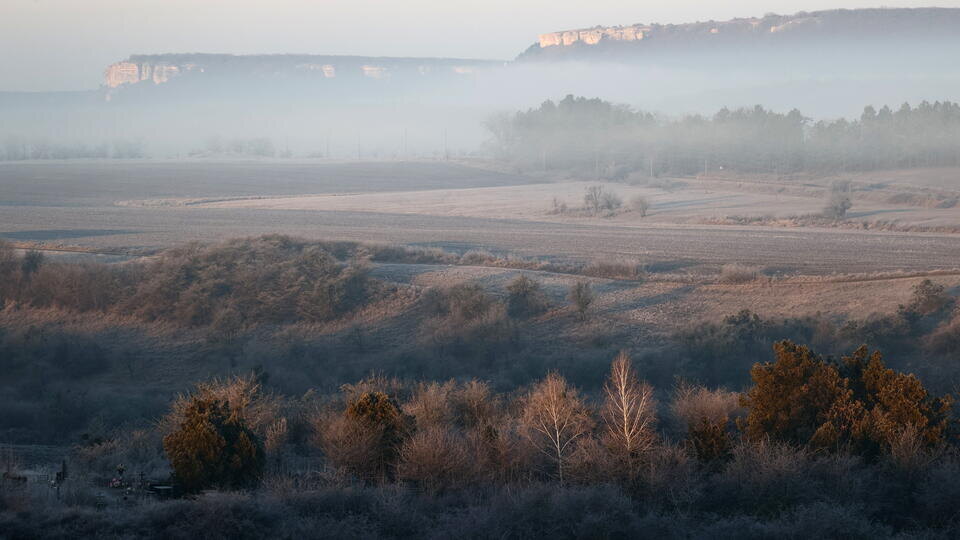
403,381,456,430
421,284,515,357
345,392,408,480
397,426,475,492
630,195,650,217
460,249,497,266
718,263,761,284
670,383,742,434
312,387,410,483
582,259,645,281
506,274,549,318
584,185,622,215
549,197,568,215
569,281,595,320
906,279,950,315
741,341,952,459
128,236,373,326
836,345,952,454
823,182,853,219
162,396,265,493
424,284,492,320
740,341,848,446
688,417,733,465
671,383,739,465
312,410,385,481
450,380,499,428
924,312,960,354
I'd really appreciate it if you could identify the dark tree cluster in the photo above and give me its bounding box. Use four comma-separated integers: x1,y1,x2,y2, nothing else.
488,95,960,176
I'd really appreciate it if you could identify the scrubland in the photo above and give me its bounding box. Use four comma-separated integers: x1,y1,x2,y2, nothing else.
3,233,960,537
4,158,960,538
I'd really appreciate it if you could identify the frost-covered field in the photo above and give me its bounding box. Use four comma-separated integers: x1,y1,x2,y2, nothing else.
3,160,960,276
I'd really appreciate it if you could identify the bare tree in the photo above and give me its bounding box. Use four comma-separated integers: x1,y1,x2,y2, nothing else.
569,281,594,320
16,249,43,305
584,185,605,215
584,185,622,215
520,373,592,483
602,352,657,478
630,195,650,217
823,180,853,219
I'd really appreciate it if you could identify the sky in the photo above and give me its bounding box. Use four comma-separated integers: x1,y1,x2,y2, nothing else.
2,0,960,91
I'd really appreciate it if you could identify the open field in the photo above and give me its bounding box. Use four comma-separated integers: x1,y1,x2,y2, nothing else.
198,176,960,227
3,160,960,276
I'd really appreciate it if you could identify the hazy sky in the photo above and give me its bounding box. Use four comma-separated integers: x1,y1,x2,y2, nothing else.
3,0,960,91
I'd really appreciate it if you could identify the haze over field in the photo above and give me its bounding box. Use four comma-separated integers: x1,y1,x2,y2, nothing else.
5,4,960,156
4,3,960,539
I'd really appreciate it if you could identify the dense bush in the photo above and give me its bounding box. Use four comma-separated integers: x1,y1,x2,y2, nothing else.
568,281,594,320
1,236,375,326
127,236,372,325
7,344,960,537
506,274,549,318
741,341,952,459
420,284,516,357
163,395,265,493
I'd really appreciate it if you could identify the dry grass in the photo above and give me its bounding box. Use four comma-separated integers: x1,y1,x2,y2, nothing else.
670,383,743,434
582,259,646,281
718,263,761,284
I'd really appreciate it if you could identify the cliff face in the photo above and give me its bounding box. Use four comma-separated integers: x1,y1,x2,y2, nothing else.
103,54,498,90
538,25,647,48
104,61,194,88
527,8,960,58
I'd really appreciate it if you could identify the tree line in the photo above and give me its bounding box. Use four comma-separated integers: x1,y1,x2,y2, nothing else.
1,136,147,160
486,95,960,177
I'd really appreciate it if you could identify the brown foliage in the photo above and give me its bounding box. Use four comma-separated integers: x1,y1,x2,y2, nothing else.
741,341,849,445
162,396,265,493
397,426,476,492
741,340,952,459
404,381,457,430
324,391,408,482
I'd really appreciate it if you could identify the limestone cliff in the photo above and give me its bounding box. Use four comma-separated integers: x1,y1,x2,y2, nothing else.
104,61,194,88
103,54,499,90
526,8,960,59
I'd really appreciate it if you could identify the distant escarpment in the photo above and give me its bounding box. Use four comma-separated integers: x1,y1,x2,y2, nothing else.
522,8,960,62
103,54,502,99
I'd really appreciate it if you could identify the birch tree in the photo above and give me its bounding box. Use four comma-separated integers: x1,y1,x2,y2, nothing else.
602,352,657,479
521,373,592,483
